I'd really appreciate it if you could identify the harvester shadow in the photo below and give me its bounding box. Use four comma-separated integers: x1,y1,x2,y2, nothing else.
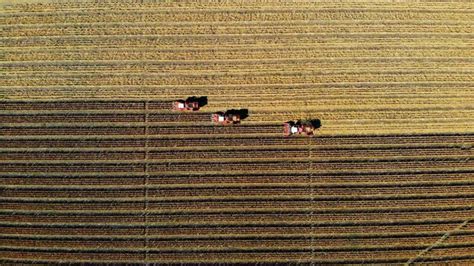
227,109,249,120
309,119,322,129
187,96,208,108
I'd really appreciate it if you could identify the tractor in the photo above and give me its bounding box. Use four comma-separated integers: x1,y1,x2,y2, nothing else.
283,120,316,136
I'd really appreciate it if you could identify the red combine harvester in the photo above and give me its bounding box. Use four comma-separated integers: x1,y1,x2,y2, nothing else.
284,120,316,136
212,111,241,125
172,98,200,111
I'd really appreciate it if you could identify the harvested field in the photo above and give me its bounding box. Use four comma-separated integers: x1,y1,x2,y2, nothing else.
1,0,473,264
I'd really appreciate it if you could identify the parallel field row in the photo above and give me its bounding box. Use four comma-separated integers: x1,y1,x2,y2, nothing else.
1,100,473,263
1,0,473,263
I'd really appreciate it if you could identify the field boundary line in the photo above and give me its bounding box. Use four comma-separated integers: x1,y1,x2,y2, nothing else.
143,100,149,263
308,136,315,262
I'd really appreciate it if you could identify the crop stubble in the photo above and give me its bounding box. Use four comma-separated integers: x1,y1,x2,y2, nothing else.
1,0,473,264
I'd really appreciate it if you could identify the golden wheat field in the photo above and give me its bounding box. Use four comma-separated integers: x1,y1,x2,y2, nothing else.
1,0,474,264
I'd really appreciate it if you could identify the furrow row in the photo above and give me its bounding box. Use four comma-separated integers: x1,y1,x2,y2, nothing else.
0,209,472,224
1,235,473,252
3,1,470,12
3,71,471,86
3,34,473,48
4,24,472,38
2,9,471,25
2,82,471,98
4,60,472,72
2,184,473,198
0,159,472,173
2,171,473,186
2,220,472,236
1,134,472,147
3,99,474,112
5,46,472,61
2,252,473,264
0,147,472,161
3,119,474,136
3,198,472,213
1,110,473,123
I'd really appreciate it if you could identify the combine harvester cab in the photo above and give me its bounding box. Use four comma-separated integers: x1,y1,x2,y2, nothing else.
212,111,241,125
283,121,299,136
172,97,201,111
284,120,317,136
